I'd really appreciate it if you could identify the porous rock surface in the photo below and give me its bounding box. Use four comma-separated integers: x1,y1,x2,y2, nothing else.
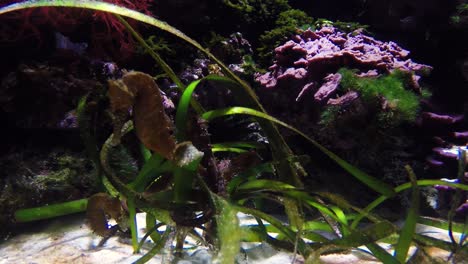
255,26,432,105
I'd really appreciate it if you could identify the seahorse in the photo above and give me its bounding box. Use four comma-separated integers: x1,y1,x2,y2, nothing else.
86,192,124,237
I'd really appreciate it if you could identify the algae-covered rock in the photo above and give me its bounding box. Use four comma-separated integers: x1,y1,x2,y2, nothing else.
254,26,433,207
0,148,98,238
255,26,432,133
258,9,314,65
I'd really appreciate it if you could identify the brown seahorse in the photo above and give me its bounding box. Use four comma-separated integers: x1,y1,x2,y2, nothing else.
86,193,124,237
107,71,176,160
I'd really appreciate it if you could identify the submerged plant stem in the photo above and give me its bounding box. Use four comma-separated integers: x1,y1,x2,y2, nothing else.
114,15,204,114
14,198,88,223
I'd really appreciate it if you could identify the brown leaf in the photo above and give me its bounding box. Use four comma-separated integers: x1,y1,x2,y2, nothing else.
121,72,176,160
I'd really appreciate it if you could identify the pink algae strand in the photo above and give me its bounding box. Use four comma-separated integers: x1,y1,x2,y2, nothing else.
0,0,153,58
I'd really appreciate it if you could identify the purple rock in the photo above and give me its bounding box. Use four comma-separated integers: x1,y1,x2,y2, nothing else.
426,157,444,167
314,73,342,102
255,72,277,89
277,68,308,81
456,202,468,214
435,185,456,191
255,26,432,103
422,112,464,125
432,147,458,159
432,136,447,146
435,178,459,191
453,131,468,140
57,111,78,129
357,70,379,77
293,58,309,67
327,91,359,106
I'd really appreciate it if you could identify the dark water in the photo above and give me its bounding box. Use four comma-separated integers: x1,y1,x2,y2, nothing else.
0,0,466,244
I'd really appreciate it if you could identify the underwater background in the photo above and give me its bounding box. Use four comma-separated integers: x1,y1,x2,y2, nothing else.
0,0,467,263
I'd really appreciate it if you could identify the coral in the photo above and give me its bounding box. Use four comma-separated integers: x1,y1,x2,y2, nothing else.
89,0,152,58
0,0,153,59
0,0,84,40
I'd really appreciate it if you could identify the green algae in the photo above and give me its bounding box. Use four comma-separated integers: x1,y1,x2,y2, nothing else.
337,68,422,127
258,9,313,64
215,197,241,263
